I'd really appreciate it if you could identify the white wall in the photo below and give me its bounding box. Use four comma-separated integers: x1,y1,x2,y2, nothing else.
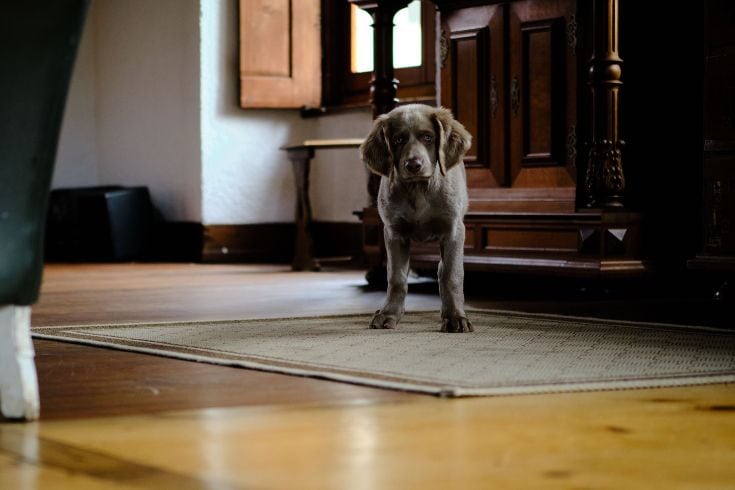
95,0,202,222
200,0,371,225
53,1,98,189
308,110,373,222
200,0,303,224
55,0,371,225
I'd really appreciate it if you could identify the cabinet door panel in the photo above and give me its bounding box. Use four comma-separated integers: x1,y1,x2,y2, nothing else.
454,33,481,163
523,20,557,162
440,5,504,188
509,0,576,188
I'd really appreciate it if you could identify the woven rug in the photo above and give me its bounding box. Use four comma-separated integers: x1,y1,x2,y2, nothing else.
32,310,735,396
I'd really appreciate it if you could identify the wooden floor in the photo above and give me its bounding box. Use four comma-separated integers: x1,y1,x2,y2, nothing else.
1,263,734,489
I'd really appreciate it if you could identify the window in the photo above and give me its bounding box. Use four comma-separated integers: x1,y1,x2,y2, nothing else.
237,0,434,110
322,0,436,108
350,1,423,73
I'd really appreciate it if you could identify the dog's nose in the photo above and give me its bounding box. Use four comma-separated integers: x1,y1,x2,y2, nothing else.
404,158,422,174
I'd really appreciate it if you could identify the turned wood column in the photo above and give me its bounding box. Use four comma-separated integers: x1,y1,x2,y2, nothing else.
351,0,410,203
350,1,410,286
584,0,626,208
351,0,411,116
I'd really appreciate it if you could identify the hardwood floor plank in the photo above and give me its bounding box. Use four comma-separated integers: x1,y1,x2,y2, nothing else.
23,264,433,420
0,263,731,488
0,426,240,489
31,339,422,420
31,263,441,326
2,384,733,490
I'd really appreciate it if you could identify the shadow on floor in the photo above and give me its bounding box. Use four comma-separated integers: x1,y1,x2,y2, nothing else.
352,266,734,329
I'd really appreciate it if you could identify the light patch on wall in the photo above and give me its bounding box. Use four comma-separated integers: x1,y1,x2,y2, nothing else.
202,0,370,225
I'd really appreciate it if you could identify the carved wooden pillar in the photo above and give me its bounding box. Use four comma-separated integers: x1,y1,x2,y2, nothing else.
350,1,410,286
585,0,625,208
351,0,411,116
351,0,410,203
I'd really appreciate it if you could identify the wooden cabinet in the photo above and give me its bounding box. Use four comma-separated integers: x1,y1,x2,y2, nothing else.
508,0,576,190
689,0,735,277
408,0,645,278
355,0,735,284
438,3,506,189
438,0,576,201
358,0,727,282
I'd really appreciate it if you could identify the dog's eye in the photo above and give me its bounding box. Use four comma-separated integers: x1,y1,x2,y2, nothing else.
422,134,434,143
393,135,405,146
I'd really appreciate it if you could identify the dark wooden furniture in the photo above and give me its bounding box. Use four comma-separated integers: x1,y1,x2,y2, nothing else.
688,0,735,290
412,0,646,278
281,139,363,271
355,0,728,285
357,0,647,282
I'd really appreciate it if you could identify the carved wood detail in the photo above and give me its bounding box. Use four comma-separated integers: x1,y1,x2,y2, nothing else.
584,0,625,208
351,0,650,278
350,0,412,119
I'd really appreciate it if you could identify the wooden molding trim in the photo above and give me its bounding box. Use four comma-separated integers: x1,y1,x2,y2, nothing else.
45,220,205,263
203,222,363,263
407,210,648,278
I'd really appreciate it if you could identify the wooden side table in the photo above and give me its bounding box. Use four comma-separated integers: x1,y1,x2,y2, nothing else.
281,139,364,271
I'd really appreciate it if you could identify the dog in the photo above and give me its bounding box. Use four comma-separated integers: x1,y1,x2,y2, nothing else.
360,104,473,333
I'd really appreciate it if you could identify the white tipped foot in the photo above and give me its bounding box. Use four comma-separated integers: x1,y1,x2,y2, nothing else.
0,306,39,420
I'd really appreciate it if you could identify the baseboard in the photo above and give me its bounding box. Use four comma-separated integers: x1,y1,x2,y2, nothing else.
45,219,204,263
312,221,364,261
203,223,293,263
203,222,362,263
45,220,361,264
149,222,204,262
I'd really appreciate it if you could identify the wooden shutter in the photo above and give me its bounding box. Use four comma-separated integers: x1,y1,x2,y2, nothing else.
238,0,321,109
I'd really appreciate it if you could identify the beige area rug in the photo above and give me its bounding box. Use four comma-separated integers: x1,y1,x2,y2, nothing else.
32,310,735,396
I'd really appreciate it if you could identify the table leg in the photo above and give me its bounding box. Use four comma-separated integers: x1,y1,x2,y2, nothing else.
287,148,320,271
0,305,39,420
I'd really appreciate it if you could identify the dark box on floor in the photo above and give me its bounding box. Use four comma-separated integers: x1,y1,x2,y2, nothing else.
45,186,153,261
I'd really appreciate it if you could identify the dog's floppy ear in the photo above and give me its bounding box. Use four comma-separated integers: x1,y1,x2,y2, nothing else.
360,114,392,177
433,107,472,175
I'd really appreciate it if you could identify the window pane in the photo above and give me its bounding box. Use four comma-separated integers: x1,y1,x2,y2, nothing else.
351,5,374,73
350,1,422,74
393,1,422,69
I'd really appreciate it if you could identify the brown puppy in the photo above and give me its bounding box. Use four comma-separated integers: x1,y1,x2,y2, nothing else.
360,104,473,333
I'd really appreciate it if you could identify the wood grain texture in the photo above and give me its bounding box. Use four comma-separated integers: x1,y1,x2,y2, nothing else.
31,339,420,420
1,263,733,488
2,385,734,489
509,0,575,187
23,264,438,420
203,223,363,264
239,0,321,108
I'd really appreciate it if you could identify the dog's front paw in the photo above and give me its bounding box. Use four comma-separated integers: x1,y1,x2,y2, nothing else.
369,310,400,329
441,315,474,333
